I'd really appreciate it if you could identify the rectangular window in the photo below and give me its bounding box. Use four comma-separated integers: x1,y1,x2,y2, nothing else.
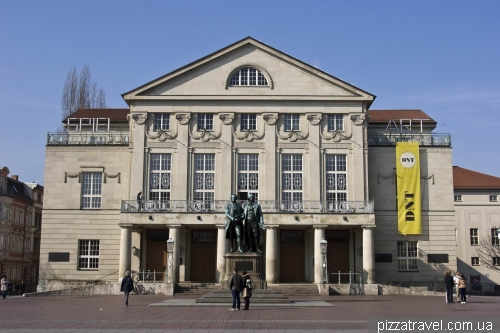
470,228,478,246
494,257,500,266
492,228,499,246
491,195,498,202
282,154,303,204
471,257,480,266
397,241,418,271
149,154,171,205
241,114,257,131
154,114,170,131
327,115,344,131
78,240,100,269
284,114,300,131
194,154,215,202
81,173,102,209
326,155,347,203
454,195,462,202
238,154,258,200
197,114,213,131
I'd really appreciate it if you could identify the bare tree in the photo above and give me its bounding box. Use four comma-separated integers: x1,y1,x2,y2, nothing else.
60,64,107,124
475,231,500,271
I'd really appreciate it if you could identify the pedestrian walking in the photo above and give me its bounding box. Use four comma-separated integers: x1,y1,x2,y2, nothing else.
120,271,135,306
241,271,253,310
453,271,461,302
458,273,467,304
229,268,243,311
444,271,454,303
1,275,8,299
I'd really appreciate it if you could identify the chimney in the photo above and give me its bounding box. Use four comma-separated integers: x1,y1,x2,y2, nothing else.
11,175,18,181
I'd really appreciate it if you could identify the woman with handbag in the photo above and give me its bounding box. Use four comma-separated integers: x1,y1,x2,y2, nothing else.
241,271,253,310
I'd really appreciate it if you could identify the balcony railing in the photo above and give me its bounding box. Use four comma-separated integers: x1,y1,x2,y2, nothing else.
121,199,374,214
0,187,13,196
47,132,129,146
368,133,451,147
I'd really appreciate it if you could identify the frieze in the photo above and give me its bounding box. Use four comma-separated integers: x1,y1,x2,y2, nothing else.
263,113,278,125
234,142,265,149
351,114,367,126
277,143,309,149
175,113,191,125
306,113,322,125
190,142,221,149
320,115,352,142
147,142,177,148
276,126,309,142
219,113,235,125
128,113,147,125
189,115,222,142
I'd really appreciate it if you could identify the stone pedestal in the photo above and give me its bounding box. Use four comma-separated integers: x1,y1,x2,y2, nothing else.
221,252,267,289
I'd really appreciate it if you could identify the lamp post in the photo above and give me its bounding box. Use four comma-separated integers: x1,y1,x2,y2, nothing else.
166,238,174,283
320,238,328,284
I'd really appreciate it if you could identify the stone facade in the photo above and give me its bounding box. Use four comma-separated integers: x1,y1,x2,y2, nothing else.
38,37,461,294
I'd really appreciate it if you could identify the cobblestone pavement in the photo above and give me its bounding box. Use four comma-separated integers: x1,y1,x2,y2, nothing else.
0,294,499,332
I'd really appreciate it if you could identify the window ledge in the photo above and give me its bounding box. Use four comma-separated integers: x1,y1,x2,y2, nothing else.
397,270,419,272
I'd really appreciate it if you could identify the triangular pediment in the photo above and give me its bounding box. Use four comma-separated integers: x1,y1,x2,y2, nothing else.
122,37,375,103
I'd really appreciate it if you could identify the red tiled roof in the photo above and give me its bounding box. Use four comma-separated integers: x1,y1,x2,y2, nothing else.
368,110,436,124
63,108,129,123
453,166,500,190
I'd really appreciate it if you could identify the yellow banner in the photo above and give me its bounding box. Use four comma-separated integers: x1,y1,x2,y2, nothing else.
396,142,422,235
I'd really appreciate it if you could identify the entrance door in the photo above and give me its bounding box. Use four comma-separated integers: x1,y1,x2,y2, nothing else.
146,229,169,280
190,229,216,282
325,230,350,283
279,229,305,283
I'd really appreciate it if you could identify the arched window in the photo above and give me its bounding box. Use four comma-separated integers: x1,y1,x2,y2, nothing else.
229,67,269,86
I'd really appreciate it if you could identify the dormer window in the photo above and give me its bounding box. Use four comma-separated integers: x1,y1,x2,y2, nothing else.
229,67,268,86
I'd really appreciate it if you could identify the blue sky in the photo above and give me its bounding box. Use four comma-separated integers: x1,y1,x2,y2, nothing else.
1,1,499,184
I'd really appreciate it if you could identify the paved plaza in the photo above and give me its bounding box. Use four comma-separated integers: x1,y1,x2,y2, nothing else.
0,294,499,332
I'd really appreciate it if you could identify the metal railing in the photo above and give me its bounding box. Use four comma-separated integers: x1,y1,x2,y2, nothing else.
131,270,167,284
368,133,451,147
47,132,130,146
328,271,364,284
121,199,374,214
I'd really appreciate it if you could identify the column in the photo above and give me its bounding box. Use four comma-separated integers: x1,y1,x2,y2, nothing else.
118,224,132,282
216,224,227,283
313,225,326,284
362,225,376,284
265,225,278,283
169,225,181,283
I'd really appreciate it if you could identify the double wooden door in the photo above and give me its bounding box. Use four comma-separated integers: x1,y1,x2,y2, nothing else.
325,230,350,283
279,229,305,283
190,229,216,282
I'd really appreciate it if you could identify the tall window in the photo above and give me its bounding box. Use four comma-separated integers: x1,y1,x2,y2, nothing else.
78,240,100,269
470,228,478,246
81,173,102,209
154,114,170,131
326,155,347,202
492,228,499,246
471,257,480,266
194,154,215,201
197,114,213,131
397,241,418,271
327,115,344,131
494,257,500,266
284,114,300,131
229,67,268,86
238,154,258,200
149,154,171,202
282,154,303,202
241,114,257,131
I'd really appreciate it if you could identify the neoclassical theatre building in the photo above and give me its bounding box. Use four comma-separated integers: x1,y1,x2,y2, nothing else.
39,37,458,293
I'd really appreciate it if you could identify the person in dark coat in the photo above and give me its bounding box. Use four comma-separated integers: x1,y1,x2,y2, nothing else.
120,271,135,306
444,271,454,303
229,268,243,311
241,271,252,310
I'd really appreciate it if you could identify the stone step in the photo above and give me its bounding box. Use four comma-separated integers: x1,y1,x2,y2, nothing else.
268,284,319,296
174,282,218,295
197,289,292,303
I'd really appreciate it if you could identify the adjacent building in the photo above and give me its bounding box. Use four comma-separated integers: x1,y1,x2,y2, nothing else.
39,37,468,293
0,167,44,293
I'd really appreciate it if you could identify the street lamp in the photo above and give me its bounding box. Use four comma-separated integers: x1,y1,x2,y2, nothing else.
320,238,328,283
166,238,174,283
